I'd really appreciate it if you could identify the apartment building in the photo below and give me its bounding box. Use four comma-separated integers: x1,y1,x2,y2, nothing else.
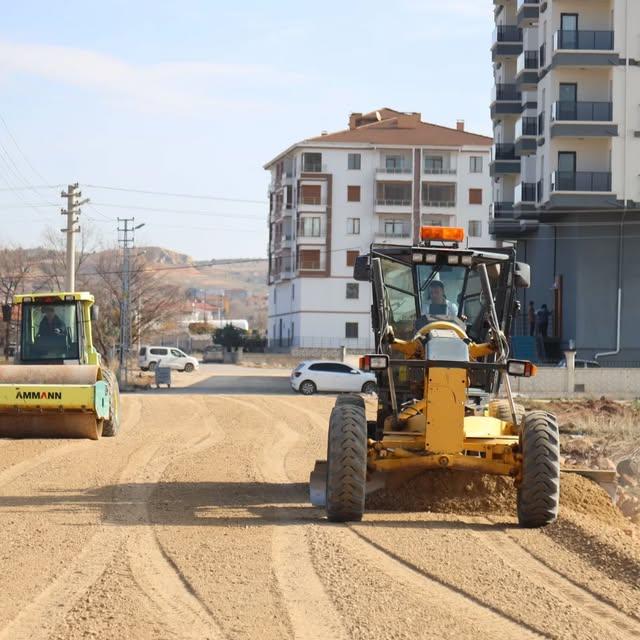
265,108,492,350
491,0,640,363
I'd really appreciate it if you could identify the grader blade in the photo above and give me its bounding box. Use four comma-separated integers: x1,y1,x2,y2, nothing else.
561,467,618,501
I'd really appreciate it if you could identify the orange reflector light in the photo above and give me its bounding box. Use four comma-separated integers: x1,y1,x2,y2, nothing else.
420,226,465,242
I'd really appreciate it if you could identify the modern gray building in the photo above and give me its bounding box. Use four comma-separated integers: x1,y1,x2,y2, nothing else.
490,0,640,364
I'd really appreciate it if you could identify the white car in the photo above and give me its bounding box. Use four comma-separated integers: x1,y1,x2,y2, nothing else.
291,360,377,396
138,346,199,373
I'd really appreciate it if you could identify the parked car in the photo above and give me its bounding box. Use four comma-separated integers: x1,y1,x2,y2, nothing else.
202,344,225,363
291,360,377,395
557,358,601,369
138,346,199,372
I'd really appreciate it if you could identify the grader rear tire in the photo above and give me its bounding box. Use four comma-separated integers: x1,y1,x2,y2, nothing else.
326,402,367,522
490,400,526,432
517,411,560,528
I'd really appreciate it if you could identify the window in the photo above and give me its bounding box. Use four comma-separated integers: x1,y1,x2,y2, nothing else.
384,220,407,237
347,185,361,202
376,182,412,205
422,183,456,206
346,283,359,299
291,284,295,300
385,155,410,172
171,349,185,358
302,152,322,172
309,363,332,372
299,217,321,237
348,153,361,170
150,348,168,356
273,289,277,303
346,250,359,267
468,220,482,237
298,249,321,270
469,188,483,205
470,156,483,173
300,184,321,205
424,156,444,173
347,217,360,235
345,322,359,339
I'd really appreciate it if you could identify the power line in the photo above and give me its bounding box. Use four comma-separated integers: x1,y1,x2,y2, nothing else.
84,183,267,204
91,202,266,219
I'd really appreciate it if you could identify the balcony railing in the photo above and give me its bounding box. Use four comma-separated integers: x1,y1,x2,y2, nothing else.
297,231,325,238
539,43,546,67
493,83,522,102
515,182,537,203
551,171,612,192
517,0,539,7
517,50,539,72
302,163,323,173
422,199,456,208
298,196,325,206
554,30,614,51
378,227,412,238
377,166,412,174
516,116,538,138
551,101,613,122
494,25,523,43
424,167,457,175
376,198,412,206
491,202,515,218
493,143,518,160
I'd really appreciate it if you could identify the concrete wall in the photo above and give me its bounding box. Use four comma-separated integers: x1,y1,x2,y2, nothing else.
511,367,640,398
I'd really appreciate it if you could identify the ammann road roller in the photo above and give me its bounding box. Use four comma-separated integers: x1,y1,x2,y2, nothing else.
310,226,561,528
0,291,119,439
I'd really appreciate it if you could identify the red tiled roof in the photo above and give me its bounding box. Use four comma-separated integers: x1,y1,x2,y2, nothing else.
304,108,492,147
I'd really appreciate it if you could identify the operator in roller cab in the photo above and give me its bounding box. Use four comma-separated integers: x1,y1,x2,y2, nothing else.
21,299,79,362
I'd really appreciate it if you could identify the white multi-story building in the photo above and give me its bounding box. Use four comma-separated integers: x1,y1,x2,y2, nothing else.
490,0,640,361
264,108,493,350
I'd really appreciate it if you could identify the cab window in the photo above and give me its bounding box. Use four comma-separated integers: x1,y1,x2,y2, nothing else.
21,302,79,362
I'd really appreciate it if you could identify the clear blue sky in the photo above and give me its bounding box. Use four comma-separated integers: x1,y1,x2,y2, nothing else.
0,0,494,260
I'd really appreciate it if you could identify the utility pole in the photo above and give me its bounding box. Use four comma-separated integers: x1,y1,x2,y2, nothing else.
60,183,89,291
117,218,145,388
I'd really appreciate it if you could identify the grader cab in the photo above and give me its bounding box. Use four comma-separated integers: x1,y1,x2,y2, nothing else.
310,226,561,528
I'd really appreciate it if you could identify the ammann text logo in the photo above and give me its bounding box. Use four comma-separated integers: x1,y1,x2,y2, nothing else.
16,391,63,400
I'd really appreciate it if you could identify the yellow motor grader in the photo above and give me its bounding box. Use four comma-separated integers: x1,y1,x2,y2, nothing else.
0,291,119,439
310,226,561,528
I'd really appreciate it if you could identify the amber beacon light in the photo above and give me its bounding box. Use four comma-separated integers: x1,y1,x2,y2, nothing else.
420,226,465,243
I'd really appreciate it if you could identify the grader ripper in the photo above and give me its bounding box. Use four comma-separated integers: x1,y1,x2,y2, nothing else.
0,291,120,439
310,226,561,528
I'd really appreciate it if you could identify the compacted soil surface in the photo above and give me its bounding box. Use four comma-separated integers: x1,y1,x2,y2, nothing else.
0,376,639,639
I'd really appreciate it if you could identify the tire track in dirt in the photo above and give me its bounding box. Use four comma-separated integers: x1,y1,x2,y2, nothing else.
0,395,143,489
223,396,350,640
0,397,223,640
476,517,640,639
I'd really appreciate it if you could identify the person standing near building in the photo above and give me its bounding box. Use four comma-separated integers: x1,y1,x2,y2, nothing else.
528,301,536,336
536,304,550,338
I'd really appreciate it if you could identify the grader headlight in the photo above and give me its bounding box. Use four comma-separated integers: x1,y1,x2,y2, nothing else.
507,359,538,377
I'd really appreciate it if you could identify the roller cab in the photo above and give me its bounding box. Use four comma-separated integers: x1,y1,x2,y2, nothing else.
0,292,119,439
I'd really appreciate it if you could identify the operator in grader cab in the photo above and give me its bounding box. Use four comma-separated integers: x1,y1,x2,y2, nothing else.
38,305,66,339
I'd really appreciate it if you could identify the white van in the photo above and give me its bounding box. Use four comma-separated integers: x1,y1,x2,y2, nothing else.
138,346,199,372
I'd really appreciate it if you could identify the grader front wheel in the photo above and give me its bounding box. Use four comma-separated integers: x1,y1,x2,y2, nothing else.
326,401,367,522
517,411,560,528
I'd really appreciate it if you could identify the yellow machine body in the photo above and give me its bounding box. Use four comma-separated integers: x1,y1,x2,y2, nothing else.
0,292,117,440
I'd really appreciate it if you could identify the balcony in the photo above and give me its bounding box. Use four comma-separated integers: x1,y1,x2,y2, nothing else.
552,30,618,67
491,84,523,119
516,0,539,27
550,101,617,138
492,25,523,60
297,196,327,213
374,223,413,244
490,202,539,236
375,198,413,214
514,182,538,209
515,116,538,155
516,50,539,90
376,166,413,180
551,171,611,193
423,166,457,177
490,143,521,176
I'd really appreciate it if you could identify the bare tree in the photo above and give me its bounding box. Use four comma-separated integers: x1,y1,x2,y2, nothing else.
0,248,31,358
90,247,183,359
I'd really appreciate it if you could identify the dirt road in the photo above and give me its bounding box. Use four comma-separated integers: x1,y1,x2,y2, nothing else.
0,366,639,639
